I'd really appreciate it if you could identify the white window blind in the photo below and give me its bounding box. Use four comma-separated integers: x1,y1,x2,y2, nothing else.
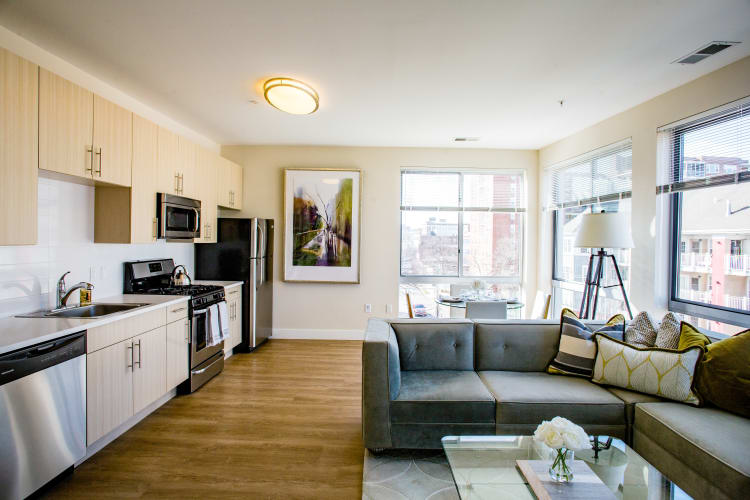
657,97,750,194
545,140,632,210
401,171,526,212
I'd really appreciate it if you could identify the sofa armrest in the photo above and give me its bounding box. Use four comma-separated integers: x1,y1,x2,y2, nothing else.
362,318,401,449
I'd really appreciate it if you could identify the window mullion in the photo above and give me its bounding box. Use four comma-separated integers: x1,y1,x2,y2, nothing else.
457,173,464,277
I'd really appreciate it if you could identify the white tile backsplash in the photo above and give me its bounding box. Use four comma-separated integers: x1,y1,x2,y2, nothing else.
0,177,194,318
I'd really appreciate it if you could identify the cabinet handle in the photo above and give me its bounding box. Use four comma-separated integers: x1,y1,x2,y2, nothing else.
171,306,186,314
185,319,190,342
152,217,158,239
86,146,94,174
179,174,184,194
134,339,142,368
95,147,102,176
174,172,179,194
228,290,239,296
127,342,133,369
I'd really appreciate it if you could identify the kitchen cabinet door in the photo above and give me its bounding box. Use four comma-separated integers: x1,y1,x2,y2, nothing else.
87,339,134,445
177,137,197,199
92,94,132,186
226,287,243,349
0,48,38,246
230,161,244,211
157,126,180,195
195,147,218,243
166,318,190,390
39,68,94,179
131,115,159,242
133,326,167,414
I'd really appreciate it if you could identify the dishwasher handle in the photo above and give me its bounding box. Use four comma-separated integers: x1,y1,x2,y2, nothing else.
0,331,86,387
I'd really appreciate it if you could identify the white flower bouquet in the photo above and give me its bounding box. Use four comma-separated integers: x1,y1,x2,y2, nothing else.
533,417,590,482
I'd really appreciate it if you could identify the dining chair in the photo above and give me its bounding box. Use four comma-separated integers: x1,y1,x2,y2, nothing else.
449,284,471,318
540,294,552,320
465,301,508,320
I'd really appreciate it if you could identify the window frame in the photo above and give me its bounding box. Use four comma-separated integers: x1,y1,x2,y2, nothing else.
398,169,526,285
667,119,750,328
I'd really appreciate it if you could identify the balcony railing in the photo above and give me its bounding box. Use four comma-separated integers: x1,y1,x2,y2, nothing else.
679,289,711,303
725,254,750,275
680,252,711,271
725,294,750,311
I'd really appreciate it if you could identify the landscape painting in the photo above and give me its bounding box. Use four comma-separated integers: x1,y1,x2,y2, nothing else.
283,169,361,283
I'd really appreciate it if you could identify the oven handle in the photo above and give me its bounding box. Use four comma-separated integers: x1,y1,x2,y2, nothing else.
191,308,208,344
159,202,168,239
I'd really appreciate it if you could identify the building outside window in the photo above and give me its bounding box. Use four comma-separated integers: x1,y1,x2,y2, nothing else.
399,170,525,318
548,140,633,319
660,98,750,335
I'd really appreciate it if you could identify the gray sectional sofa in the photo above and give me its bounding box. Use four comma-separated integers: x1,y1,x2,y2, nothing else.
362,318,750,500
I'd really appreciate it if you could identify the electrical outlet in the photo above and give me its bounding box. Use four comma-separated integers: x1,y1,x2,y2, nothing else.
386,304,393,313
364,303,372,313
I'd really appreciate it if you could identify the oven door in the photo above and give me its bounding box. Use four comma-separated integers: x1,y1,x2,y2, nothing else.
191,306,224,368
158,193,201,240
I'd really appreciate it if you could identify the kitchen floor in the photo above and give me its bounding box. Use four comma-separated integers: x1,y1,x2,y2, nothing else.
44,340,364,499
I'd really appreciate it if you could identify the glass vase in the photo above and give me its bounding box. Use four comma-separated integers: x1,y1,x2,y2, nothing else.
548,448,574,482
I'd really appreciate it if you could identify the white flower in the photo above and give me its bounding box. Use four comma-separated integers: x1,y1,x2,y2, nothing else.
533,417,590,452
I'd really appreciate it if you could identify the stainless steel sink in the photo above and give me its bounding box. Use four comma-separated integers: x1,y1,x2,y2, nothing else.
17,303,150,319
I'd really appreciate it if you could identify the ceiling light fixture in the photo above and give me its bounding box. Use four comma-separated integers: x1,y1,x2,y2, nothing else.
263,77,319,114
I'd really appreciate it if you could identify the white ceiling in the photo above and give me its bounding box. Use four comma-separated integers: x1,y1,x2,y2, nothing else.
1,0,749,149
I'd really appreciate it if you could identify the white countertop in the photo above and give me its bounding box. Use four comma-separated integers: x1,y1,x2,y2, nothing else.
0,294,189,356
193,280,243,289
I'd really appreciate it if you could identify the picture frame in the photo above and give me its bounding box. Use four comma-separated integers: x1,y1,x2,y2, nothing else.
283,168,362,283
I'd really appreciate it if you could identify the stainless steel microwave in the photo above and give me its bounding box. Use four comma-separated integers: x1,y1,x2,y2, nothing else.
157,193,201,240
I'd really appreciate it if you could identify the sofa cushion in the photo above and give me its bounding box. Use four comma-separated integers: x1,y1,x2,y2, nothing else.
479,371,625,428
390,371,495,424
606,386,663,426
634,403,750,499
474,320,561,371
390,320,474,371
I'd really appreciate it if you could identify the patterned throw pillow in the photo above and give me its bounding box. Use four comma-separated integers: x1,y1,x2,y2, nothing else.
654,312,681,349
547,308,626,378
592,334,703,405
624,312,658,347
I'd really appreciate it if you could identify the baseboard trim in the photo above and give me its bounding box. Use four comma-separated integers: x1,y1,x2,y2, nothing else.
271,328,364,340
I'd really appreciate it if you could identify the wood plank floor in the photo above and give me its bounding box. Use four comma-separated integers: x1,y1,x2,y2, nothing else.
45,340,364,499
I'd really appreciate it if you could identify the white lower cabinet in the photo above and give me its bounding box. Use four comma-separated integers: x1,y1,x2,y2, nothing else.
166,318,190,390
226,287,243,350
86,320,168,445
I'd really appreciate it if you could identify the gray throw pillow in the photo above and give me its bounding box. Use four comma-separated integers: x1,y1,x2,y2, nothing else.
624,311,657,347
654,312,681,349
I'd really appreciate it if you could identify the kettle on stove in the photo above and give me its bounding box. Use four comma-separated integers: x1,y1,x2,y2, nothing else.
171,265,192,286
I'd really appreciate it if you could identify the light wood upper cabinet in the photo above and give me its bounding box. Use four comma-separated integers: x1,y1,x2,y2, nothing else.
217,157,243,210
166,318,190,390
157,126,180,195
39,68,132,186
195,146,218,243
93,94,132,186
87,339,134,445
0,48,38,246
177,137,197,199
131,115,159,243
39,68,94,179
132,326,167,414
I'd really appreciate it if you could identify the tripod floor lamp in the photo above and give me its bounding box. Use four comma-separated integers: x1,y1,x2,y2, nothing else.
575,211,634,320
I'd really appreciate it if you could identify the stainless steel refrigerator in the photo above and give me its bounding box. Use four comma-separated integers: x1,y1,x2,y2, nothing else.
195,218,273,351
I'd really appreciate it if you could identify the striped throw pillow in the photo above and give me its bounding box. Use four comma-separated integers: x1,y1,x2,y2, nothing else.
547,308,626,378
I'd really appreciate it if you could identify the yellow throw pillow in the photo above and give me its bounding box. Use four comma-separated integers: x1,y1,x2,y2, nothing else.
678,321,711,351
696,329,750,418
592,334,703,405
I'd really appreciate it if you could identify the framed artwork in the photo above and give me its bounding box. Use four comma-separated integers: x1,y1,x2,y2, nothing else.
283,168,361,283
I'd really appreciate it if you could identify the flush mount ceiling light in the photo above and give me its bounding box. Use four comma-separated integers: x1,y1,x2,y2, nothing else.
263,77,319,114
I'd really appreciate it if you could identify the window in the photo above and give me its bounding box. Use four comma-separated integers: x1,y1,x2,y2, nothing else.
548,140,633,318
660,98,750,332
400,170,525,317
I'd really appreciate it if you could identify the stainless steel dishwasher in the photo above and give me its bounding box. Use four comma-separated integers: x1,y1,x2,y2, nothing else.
0,331,86,500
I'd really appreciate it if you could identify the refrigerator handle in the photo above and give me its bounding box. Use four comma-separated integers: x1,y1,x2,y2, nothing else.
257,222,265,284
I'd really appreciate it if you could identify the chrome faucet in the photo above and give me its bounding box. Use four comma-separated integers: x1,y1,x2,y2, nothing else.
57,271,92,309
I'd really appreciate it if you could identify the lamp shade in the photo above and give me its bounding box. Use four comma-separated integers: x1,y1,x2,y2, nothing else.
574,212,634,249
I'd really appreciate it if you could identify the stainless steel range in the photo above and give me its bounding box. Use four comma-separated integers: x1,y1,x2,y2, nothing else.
124,259,225,392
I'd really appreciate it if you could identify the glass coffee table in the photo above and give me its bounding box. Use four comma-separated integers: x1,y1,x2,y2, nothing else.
442,435,686,500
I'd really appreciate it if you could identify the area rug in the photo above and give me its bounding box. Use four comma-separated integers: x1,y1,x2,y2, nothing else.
362,449,459,500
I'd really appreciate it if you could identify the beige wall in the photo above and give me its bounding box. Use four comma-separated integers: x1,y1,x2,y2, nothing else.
221,146,538,336
538,56,750,314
